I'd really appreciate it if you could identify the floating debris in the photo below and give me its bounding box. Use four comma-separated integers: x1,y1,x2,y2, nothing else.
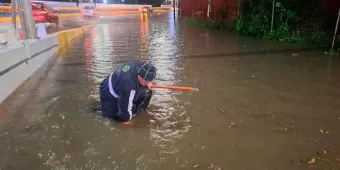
38,153,43,158
136,155,145,164
179,164,186,168
193,164,200,168
208,164,214,168
320,129,330,134
308,157,316,165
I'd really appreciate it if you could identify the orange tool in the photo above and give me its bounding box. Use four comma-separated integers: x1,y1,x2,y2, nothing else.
149,85,199,91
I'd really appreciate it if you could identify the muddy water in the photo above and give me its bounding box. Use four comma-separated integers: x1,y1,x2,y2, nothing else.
1,12,340,170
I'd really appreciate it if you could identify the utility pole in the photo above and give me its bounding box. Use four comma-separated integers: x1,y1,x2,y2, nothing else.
331,8,340,51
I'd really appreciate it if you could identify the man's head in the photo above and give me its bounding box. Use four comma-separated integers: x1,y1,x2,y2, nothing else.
137,61,157,87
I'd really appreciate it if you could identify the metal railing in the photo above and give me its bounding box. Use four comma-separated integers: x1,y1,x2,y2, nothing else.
0,0,54,45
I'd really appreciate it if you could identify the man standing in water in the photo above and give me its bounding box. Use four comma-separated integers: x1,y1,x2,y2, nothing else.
99,60,157,125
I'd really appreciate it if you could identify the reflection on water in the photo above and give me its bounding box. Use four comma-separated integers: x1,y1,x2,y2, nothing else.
147,12,190,154
140,13,150,58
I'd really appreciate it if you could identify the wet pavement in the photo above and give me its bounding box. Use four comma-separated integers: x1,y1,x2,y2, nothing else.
1,12,340,170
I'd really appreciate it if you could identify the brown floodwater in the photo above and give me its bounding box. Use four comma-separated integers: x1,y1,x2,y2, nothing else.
0,12,340,170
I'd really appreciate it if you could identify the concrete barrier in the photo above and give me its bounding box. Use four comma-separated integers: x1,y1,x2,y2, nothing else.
0,36,58,103
0,25,93,103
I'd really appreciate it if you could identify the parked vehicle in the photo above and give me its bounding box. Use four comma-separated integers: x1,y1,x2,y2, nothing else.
31,2,59,26
82,6,97,17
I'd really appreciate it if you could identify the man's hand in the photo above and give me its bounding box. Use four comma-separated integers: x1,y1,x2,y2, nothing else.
122,121,133,126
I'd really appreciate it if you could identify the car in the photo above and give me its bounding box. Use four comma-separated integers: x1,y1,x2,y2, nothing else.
31,2,59,26
82,6,97,17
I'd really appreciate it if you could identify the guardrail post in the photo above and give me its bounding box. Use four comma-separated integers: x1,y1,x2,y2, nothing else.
18,0,36,39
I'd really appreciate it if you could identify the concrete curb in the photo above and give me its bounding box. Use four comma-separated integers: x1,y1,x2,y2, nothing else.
54,25,94,56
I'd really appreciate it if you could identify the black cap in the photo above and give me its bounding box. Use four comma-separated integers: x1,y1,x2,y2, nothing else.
137,61,157,81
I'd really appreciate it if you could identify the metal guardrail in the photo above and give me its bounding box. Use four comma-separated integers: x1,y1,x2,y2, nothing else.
0,22,51,45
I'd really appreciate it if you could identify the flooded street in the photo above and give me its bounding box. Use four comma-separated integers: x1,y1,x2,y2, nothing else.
1,12,340,170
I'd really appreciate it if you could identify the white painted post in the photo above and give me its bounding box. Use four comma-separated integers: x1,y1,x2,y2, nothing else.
331,8,340,51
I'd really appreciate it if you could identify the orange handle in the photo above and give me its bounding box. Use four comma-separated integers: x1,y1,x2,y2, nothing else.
149,85,198,91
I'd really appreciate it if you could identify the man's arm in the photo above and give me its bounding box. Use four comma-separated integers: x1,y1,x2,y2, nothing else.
116,87,136,122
